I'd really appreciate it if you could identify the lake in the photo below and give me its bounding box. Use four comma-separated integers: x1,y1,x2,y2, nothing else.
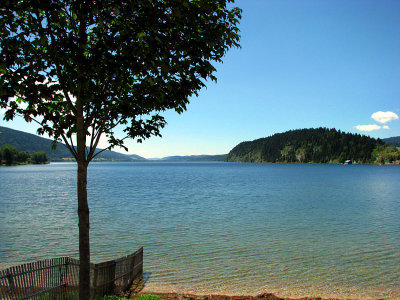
0,162,399,299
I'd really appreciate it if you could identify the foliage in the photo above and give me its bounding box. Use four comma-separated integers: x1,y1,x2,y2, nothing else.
372,145,400,164
31,151,49,164
17,150,30,161
1,144,18,165
382,136,400,147
103,296,127,300
0,144,31,165
226,128,385,164
0,144,49,165
1,0,241,159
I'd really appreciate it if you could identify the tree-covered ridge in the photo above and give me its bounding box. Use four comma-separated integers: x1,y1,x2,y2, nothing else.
161,154,227,161
226,128,390,164
382,136,400,147
0,126,145,161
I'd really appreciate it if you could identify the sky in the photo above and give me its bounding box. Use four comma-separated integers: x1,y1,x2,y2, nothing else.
1,0,400,158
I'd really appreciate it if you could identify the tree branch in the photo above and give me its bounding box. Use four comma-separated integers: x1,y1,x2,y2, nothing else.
61,132,78,160
87,112,124,161
14,112,77,158
90,136,129,161
87,126,104,161
15,113,41,127
89,125,96,151
57,66,78,114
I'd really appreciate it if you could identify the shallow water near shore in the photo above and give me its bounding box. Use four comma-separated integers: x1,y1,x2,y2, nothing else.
1,162,399,298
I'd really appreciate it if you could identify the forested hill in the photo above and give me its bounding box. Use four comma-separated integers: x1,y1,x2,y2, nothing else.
0,126,145,161
161,154,227,161
226,128,386,164
382,136,400,147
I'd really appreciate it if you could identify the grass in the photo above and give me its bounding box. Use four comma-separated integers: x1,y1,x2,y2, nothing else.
134,294,165,300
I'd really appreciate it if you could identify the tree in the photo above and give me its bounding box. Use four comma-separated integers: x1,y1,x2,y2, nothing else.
31,151,48,164
16,150,30,163
1,144,18,165
0,1,241,299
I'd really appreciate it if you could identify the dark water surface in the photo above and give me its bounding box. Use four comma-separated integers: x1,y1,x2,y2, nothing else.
1,162,399,298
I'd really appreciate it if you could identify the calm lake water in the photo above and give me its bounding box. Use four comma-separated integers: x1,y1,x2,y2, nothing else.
1,162,399,298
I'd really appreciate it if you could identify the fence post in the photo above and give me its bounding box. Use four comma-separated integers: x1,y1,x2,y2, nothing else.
64,257,70,296
92,264,98,298
6,269,17,299
59,259,64,287
109,261,116,295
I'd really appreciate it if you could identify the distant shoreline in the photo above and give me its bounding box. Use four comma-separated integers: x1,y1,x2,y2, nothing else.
225,160,400,165
0,161,49,167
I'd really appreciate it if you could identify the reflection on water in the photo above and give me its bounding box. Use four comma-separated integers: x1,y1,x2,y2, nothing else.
1,162,399,298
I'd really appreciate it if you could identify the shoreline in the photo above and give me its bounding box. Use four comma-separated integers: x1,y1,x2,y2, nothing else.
137,292,323,300
134,291,390,300
2,262,397,299
126,281,398,300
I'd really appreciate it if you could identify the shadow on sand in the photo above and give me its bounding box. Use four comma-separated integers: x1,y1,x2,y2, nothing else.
123,271,152,298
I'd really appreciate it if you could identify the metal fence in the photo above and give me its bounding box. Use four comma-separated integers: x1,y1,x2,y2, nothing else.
0,247,143,300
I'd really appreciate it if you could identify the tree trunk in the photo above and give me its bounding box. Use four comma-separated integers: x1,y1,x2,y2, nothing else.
76,7,90,299
77,159,90,300
76,83,90,299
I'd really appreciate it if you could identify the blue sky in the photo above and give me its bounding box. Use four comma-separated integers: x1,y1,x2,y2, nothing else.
1,0,400,158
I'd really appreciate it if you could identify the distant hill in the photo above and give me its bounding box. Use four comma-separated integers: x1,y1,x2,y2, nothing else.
127,154,147,161
160,154,227,162
383,136,400,147
226,128,385,164
0,126,146,161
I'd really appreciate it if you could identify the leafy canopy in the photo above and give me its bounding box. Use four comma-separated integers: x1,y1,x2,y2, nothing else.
0,0,241,162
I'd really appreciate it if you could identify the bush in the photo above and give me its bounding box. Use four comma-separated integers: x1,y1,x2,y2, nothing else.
1,145,18,165
31,151,48,164
16,151,30,163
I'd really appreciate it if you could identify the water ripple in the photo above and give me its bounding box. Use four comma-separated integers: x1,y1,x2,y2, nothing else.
1,162,400,299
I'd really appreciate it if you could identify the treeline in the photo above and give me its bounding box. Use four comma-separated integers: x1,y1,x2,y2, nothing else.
226,128,396,164
0,145,49,165
0,126,142,161
382,136,400,147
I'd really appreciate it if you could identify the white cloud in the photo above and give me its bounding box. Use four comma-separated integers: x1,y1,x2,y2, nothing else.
355,124,381,131
371,111,399,124
383,125,390,129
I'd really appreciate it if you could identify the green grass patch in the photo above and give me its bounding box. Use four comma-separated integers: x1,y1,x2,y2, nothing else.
103,296,128,300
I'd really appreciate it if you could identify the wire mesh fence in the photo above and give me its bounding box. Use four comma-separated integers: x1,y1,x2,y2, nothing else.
0,247,143,300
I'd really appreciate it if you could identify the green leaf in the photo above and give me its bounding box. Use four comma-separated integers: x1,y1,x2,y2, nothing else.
137,32,146,40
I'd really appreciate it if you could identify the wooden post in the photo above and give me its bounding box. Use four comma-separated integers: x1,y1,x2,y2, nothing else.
6,269,17,299
108,261,116,295
92,264,98,298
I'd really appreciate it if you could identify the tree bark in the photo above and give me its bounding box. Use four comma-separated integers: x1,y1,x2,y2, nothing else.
76,6,90,299
77,101,90,299
77,159,90,300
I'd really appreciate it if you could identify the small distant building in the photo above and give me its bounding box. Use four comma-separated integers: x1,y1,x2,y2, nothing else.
344,160,352,165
